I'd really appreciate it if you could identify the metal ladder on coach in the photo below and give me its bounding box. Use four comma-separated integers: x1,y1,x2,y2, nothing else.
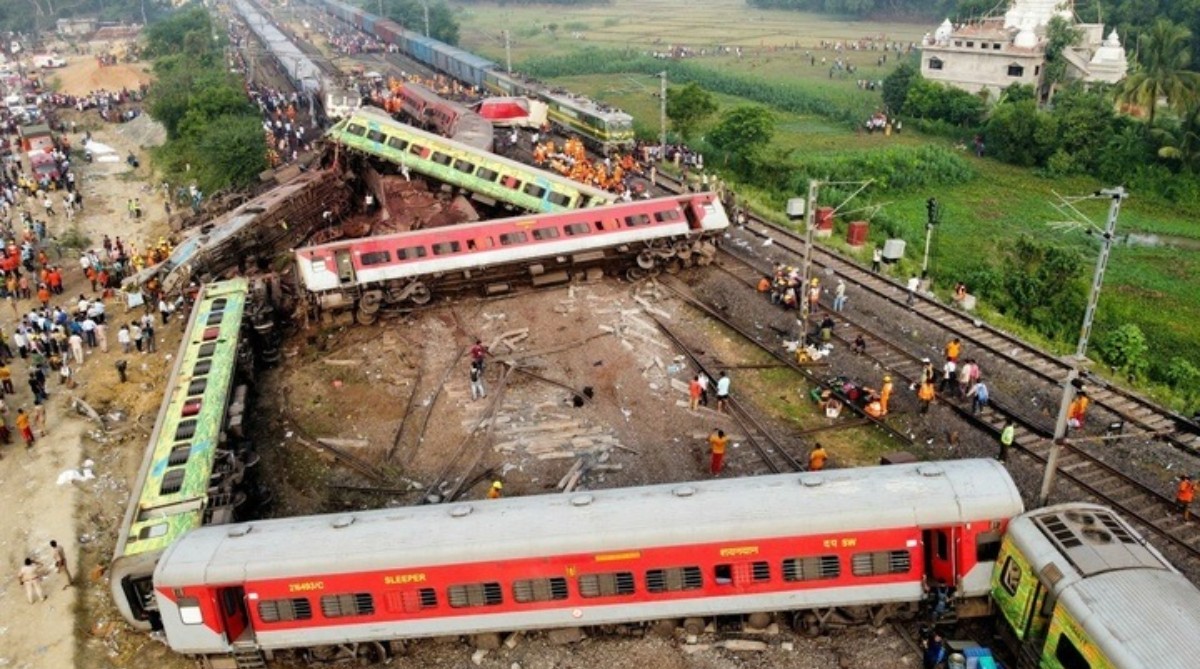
231,642,267,669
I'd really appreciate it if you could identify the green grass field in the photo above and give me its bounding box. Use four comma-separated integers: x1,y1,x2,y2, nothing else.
453,0,1200,406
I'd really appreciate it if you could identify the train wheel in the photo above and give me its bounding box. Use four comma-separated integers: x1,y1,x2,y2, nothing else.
636,250,656,270
626,267,649,281
673,240,693,260
355,641,388,663
408,282,432,305
664,260,683,275
355,308,379,325
359,290,383,314
694,241,717,266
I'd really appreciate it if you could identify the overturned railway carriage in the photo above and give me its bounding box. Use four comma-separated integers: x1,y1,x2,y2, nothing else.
395,82,493,151
308,0,635,151
154,460,1023,664
296,192,728,322
112,280,257,630
328,107,613,214
992,503,1200,669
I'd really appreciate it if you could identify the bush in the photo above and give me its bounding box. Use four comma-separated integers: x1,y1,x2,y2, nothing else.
786,145,975,192
1097,323,1149,380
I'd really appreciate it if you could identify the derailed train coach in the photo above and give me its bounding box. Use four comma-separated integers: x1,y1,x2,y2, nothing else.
154,460,1023,664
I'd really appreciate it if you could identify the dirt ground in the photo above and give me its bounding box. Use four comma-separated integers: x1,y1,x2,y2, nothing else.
49,56,152,97
0,50,181,669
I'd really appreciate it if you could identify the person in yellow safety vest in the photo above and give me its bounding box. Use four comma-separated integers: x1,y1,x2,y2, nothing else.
917,380,936,414
487,481,503,499
880,376,894,415
999,420,1015,462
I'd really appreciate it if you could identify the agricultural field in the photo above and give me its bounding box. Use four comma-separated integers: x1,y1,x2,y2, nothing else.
453,0,1200,407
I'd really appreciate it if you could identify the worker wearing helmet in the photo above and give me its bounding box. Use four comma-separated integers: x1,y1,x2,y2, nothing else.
879,375,894,416
487,481,503,499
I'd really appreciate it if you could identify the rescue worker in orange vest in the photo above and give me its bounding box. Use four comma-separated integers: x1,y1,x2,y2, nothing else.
917,380,936,414
879,375,894,416
864,388,885,418
487,481,503,499
708,429,729,476
1176,474,1195,521
1067,392,1089,430
808,443,828,471
757,276,771,293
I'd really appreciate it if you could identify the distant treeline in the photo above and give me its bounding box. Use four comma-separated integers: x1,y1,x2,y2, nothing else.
454,0,610,4
745,0,974,19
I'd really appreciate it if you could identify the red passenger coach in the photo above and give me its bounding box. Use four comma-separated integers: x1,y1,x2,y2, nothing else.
154,460,1022,663
295,192,728,322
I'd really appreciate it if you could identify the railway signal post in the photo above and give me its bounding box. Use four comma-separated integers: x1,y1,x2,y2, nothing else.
922,197,938,279
1038,186,1127,507
789,190,814,341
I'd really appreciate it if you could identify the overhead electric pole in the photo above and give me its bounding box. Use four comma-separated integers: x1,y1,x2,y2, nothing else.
1038,186,1127,507
659,70,667,154
504,30,512,74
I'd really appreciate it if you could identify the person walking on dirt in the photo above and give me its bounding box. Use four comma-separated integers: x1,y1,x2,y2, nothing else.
19,557,45,603
469,361,486,401
15,408,33,447
708,428,729,475
50,540,71,588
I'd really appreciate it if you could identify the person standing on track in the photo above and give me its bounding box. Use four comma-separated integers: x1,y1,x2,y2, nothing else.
917,380,935,414
999,420,1015,462
1067,391,1089,430
906,275,920,306
832,279,847,312
708,428,729,475
967,378,990,414
879,375,894,416
1176,474,1195,522
469,361,486,401
715,371,732,413
944,337,961,363
688,375,703,412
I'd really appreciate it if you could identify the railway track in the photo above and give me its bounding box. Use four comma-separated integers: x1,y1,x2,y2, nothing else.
712,245,1200,569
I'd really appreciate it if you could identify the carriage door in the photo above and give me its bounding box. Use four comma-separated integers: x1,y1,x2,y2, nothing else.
335,251,356,286
923,527,958,589
218,586,252,644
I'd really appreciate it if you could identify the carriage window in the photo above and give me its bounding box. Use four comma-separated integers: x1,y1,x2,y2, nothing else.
547,191,572,207
532,227,560,241
624,214,651,226
136,523,168,540
715,561,771,585
346,123,367,136
168,445,191,467
447,582,503,608
851,550,911,576
360,251,391,266
432,241,462,255
386,136,409,151
160,468,186,495
386,588,438,613
453,159,475,173
397,246,428,260
178,597,204,625
999,556,1022,596
321,593,375,618
782,555,840,581
1054,636,1091,669
564,223,591,236
522,183,547,198
503,177,523,190
476,167,499,182
976,531,1002,562
513,577,569,603
578,572,635,598
499,232,528,246
654,209,683,223
430,152,453,166
258,598,313,622
467,237,495,251
646,566,702,593
409,144,427,157
366,130,385,143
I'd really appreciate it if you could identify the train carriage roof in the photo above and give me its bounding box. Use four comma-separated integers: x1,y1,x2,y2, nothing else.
156,460,1022,586
1005,504,1200,669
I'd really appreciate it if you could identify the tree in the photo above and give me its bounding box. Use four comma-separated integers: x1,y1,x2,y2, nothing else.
997,236,1083,334
1118,19,1200,125
881,63,918,115
665,82,717,141
707,105,775,171
984,99,1057,166
1098,323,1149,379
1153,99,1200,170
1041,16,1083,99
382,0,460,45
145,6,214,58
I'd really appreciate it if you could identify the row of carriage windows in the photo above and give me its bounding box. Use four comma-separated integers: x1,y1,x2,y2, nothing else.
132,299,230,542
351,209,681,269
254,550,910,623
345,122,577,207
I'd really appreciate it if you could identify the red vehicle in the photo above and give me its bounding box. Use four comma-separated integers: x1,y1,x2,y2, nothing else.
294,192,729,321
152,460,1023,665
